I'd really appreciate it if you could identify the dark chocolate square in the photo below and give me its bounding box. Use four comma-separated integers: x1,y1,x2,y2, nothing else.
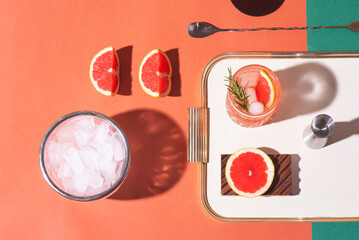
221,154,292,196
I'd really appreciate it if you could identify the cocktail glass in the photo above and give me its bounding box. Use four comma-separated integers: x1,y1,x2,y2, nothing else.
225,64,281,128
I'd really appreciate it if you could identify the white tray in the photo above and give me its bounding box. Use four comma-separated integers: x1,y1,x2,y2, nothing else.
188,52,359,222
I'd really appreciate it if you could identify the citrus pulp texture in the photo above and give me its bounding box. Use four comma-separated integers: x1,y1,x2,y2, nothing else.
139,49,172,97
90,46,119,96
225,148,274,197
256,70,274,108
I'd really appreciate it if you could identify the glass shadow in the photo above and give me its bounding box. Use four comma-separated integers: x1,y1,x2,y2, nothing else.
109,109,187,200
270,63,337,124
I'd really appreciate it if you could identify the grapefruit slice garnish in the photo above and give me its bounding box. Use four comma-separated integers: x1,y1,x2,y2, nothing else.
139,49,172,97
225,147,275,198
89,46,119,96
256,70,275,108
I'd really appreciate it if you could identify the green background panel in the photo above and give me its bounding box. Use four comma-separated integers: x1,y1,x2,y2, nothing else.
307,0,359,51
312,222,359,240
308,1,359,238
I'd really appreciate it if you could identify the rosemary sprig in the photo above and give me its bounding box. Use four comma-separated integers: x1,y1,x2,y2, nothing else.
224,67,249,111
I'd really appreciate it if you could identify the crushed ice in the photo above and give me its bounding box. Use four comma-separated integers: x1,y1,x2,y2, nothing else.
46,115,126,197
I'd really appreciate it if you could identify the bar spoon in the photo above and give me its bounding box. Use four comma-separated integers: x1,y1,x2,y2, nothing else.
187,21,359,38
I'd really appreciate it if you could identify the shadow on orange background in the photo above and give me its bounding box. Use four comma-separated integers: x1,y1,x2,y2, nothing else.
166,48,181,97
109,109,187,200
116,46,133,95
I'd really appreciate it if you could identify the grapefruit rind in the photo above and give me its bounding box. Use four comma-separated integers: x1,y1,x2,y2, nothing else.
259,70,275,108
225,147,275,198
138,49,172,97
89,46,120,97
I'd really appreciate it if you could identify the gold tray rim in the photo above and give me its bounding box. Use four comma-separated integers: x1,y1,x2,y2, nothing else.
200,51,359,222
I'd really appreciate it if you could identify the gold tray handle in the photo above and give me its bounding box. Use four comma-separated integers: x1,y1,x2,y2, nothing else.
187,108,209,163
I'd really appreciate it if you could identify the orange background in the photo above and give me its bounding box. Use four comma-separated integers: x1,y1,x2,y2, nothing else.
0,0,310,239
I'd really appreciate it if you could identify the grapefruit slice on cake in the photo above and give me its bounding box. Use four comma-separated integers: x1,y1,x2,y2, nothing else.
225,148,275,197
139,49,172,97
89,46,119,96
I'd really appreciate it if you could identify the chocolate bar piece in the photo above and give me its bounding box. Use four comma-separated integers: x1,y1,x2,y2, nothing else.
221,154,292,196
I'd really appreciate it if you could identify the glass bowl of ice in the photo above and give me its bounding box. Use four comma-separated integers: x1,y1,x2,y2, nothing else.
39,111,130,201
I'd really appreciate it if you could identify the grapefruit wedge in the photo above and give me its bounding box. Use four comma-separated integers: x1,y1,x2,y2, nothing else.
139,49,172,97
256,70,275,108
225,148,275,197
89,46,119,96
